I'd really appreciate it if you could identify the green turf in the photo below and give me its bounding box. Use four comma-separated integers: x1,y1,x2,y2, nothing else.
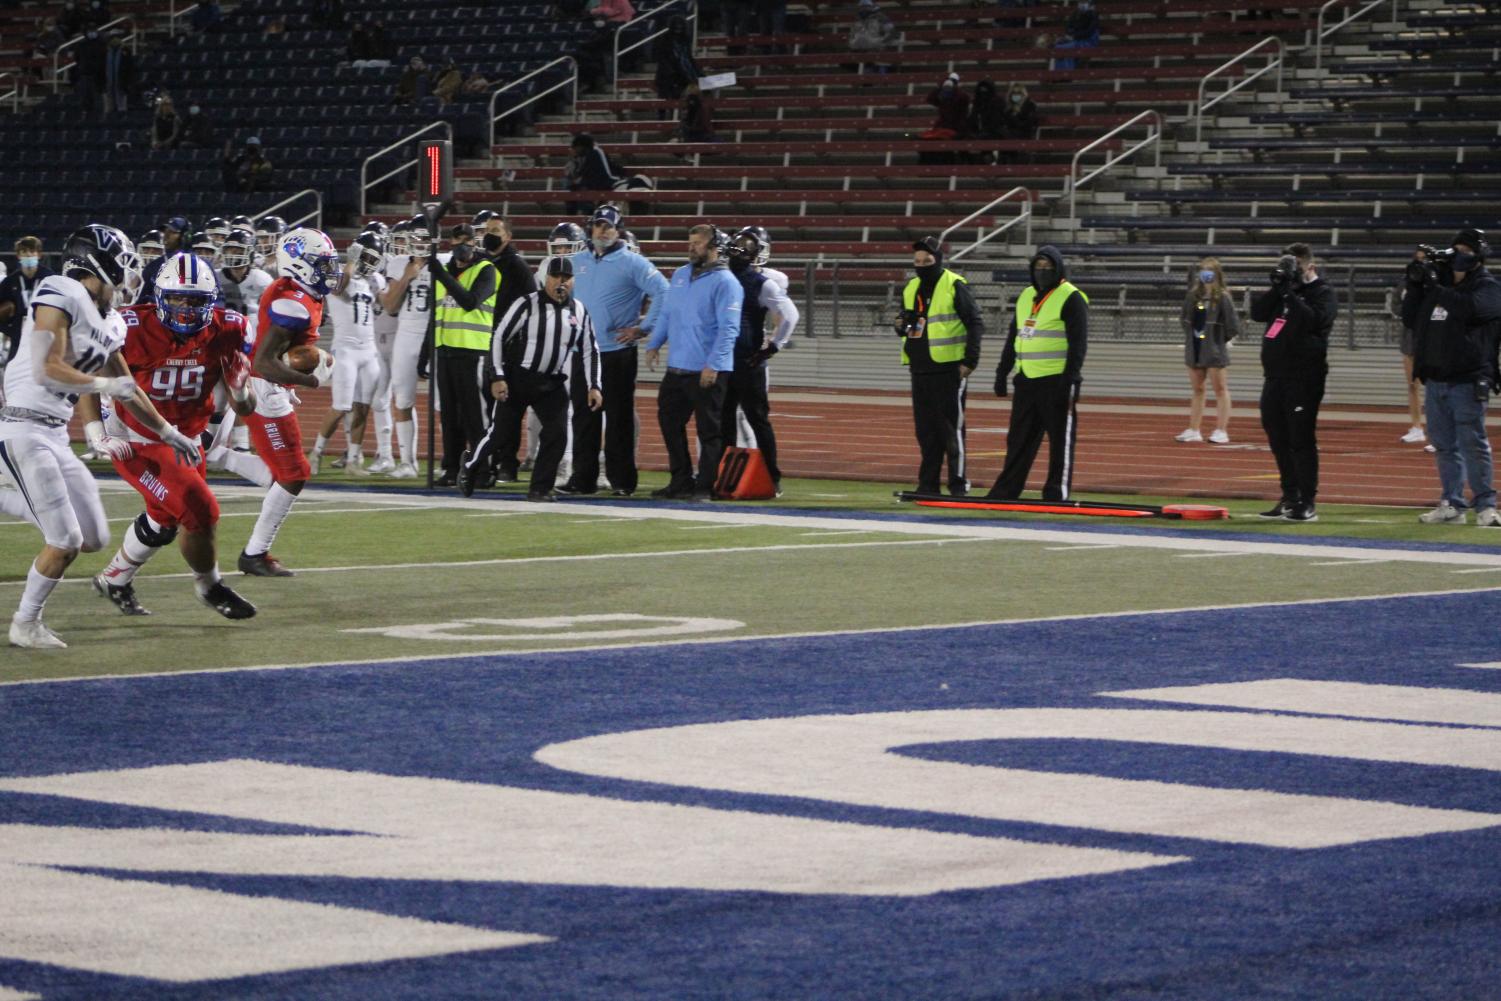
4,481,1497,684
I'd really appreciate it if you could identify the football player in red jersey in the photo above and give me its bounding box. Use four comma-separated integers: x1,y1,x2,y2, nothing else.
83,252,259,619
237,227,341,577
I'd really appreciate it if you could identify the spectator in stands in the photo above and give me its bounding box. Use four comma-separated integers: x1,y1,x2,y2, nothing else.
73,28,107,115
921,73,969,163
564,133,623,214
310,0,346,30
1251,243,1336,523
58,1,87,39
1175,258,1240,445
722,0,755,53
102,33,133,114
1405,228,1501,527
0,237,52,374
149,94,182,150
848,0,896,68
394,55,430,104
191,0,223,33
1054,0,1100,70
999,82,1039,139
85,0,111,30
31,18,66,58
1396,246,1429,447
264,16,287,36
181,103,213,147
678,83,716,142
462,71,491,96
967,80,1004,140
432,60,463,106
593,0,636,24
577,17,616,93
756,0,789,53
652,15,701,104
222,136,272,194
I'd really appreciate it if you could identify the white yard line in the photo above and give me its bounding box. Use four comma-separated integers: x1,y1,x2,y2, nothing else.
1458,661,1501,670
1452,567,1501,574
800,530,878,537
1045,545,1123,552
1175,552,1256,559
9,582,1500,689
0,505,449,529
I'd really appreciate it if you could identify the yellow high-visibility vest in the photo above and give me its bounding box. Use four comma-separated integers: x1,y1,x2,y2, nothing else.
1014,280,1087,377
901,269,969,366
434,260,498,350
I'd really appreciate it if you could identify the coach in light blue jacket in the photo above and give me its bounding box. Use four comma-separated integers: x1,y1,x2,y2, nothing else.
565,204,670,496
643,224,744,499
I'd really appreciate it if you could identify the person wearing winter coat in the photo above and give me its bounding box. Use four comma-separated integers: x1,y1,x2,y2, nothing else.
1175,258,1241,445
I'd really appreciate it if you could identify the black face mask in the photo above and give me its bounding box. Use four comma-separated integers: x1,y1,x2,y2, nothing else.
915,262,943,283
1452,251,1480,272
728,255,750,273
482,233,504,254
452,243,476,264
1032,266,1060,292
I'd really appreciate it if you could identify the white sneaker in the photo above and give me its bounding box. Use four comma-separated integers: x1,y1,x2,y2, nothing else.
345,458,370,476
308,451,322,476
1400,426,1427,444
1208,429,1230,444
367,456,396,474
1477,507,1501,527
1424,443,1436,453
1418,502,1466,525
9,616,66,649
1174,429,1203,443
597,473,611,490
389,462,418,479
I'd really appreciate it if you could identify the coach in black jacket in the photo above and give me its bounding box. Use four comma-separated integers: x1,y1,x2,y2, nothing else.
1250,242,1337,523
1402,227,1501,526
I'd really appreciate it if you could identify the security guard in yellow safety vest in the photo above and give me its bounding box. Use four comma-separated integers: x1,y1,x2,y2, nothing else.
987,245,1089,501
428,222,499,487
896,236,984,495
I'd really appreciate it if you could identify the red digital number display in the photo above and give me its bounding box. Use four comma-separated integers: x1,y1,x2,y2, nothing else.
419,140,452,204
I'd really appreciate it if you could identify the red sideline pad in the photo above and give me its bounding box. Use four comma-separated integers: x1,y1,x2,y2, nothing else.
895,493,1230,520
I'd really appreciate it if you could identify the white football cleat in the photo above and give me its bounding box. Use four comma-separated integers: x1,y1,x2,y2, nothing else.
308,450,322,476
366,456,396,474
389,462,418,479
345,457,370,476
10,616,66,649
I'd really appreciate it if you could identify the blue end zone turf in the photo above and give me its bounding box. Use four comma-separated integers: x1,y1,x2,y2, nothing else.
1,592,1499,999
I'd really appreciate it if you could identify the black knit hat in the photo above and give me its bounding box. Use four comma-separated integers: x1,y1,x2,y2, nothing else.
912,236,944,264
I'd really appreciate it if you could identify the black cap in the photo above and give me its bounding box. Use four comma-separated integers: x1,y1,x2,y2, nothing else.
547,256,574,277
912,236,944,262
449,223,476,240
1453,227,1490,260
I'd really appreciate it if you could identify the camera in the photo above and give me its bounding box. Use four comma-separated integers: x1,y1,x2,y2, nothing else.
1269,254,1297,286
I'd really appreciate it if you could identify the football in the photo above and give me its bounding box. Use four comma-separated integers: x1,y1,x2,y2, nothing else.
284,345,322,373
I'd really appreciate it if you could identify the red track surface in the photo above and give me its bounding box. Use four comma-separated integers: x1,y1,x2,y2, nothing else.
275,385,1441,508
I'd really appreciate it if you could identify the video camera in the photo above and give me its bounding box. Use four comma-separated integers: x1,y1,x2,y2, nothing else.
1406,243,1452,284
1269,254,1298,287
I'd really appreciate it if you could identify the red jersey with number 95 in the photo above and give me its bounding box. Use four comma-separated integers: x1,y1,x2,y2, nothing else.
115,302,248,441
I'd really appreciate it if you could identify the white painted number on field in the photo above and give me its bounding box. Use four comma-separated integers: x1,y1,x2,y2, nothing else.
343,612,745,642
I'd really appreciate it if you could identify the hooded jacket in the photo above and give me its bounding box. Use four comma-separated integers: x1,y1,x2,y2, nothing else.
1403,265,1501,385
1249,272,1336,378
997,245,1088,386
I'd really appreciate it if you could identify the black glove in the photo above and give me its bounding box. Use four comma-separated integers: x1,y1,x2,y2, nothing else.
1421,262,1442,289
417,340,432,381
747,343,779,367
994,370,1008,398
1405,259,1428,285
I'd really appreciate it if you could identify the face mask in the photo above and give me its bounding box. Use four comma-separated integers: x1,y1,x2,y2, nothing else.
482,233,503,254
19,256,38,270
1451,251,1479,272
1032,266,1059,292
1011,93,1023,104
452,243,475,263
1199,270,1215,284
915,262,943,282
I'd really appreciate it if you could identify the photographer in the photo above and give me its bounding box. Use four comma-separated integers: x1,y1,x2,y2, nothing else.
1250,243,1336,523
1403,228,1501,526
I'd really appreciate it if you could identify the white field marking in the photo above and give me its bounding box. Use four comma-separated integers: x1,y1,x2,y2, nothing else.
466,511,543,518
538,708,1501,848
679,523,770,530
1458,662,1501,670
0,862,545,982
1354,518,1399,524
1046,544,1123,552
807,492,849,497
342,614,745,643
799,529,878,537
0,538,985,592
568,517,628,524
0,504,450,530
1453,567,1501,574
1175,551,1255,559
1308,559,1392,567
1102,680,1501,729
9,582,1501,689
0,988,39,1001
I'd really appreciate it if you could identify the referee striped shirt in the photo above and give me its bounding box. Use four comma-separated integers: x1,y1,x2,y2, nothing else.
493,291,602,389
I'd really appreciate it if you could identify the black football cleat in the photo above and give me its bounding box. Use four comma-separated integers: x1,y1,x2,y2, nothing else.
93,574,151,616
200,581,257,619
238,550,295,577
457,453,476,498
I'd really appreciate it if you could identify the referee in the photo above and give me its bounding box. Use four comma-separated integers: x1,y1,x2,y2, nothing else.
459,258,602,500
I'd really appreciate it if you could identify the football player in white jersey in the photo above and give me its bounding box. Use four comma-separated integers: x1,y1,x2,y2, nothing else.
365,222,400,473
255,215,287,277
211,226,273,471
0,225,201,648
380,215,433,478
311,233,388,474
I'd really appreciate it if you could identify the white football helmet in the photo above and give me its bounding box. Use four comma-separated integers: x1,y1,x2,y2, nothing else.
138,229,166,264
277,227,343,296
389,221,411,258
220,228,255,270
406,215,432,257
204,216,232,247
155,251,220,335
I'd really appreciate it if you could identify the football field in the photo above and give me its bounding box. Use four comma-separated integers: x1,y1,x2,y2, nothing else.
2,480,1500,999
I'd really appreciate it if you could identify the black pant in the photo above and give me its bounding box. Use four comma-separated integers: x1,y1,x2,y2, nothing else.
1260,371,1326,505
486,392,521,478
657,369,728,494
910,367,968,494
721,361,781,485
436,347,490,477
467,368,570,494
988,372,1078,501
570,347,639,492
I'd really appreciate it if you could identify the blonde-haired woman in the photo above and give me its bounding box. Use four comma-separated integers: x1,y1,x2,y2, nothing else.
1176,258,1240,444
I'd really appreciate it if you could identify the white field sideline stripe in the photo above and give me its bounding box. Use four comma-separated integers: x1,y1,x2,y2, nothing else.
6,582,1499,689
0,537,989,591
0,505,450,529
